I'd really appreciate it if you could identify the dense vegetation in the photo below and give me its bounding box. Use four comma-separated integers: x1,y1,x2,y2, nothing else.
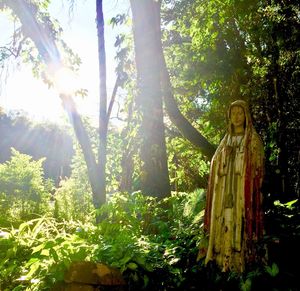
0,111,73,185
0,158,299,290
0,0,299,290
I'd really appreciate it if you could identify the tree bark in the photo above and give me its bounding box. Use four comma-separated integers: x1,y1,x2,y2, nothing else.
130,0,171,198
129,0,215,161
60,94,104,208
160,64,216,160
96,0,108,204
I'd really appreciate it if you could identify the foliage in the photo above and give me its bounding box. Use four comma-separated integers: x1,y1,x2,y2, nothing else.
167,135,209,191
106,127,124,193
0,190,205,290
0,0,299,289
1,189,299,290
53,176,94,223
50,113,125,222
0,0,81,84
0,149,53,226
263,198,300,288
161,0,300,199
0,218,93,291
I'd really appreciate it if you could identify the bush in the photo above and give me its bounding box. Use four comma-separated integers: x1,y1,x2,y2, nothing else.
53,177,94,222
0,190,206,290
0,218,92,291
89,190,206,290
0,149,53,226
2,190,295,290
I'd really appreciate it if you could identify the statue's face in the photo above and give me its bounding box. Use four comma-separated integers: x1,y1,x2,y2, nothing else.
230,105,245,129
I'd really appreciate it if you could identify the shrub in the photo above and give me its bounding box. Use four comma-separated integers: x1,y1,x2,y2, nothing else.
0,149,53,226
0,218,93,291
0,190,206,290
53,177,94,223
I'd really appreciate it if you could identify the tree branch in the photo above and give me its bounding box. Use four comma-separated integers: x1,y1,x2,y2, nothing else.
106,75,120,122
0,46,18,58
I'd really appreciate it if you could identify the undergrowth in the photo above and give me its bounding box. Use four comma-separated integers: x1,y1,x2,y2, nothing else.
0,191,299,290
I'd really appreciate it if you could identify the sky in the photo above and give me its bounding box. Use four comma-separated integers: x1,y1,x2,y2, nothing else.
0,0,129,125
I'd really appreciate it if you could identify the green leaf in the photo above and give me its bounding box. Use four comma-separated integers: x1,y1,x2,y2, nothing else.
26,261,40,278
143,274,149,287
240,278,252,291
284,199,298,209
41,249,50,257
18,222,29,233
127,262,138,270
265,263,279,277
25,257,40,268
31,243,45,254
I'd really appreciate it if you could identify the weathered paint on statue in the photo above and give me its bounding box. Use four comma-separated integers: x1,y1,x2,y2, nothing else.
203,100,265,272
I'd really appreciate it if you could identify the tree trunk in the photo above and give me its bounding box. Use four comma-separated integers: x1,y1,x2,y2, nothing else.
119,97,135,192
160,65,216,160
6,0,105,208
129,0,216,161
130,0,171,198
96,0,107,203
155,20,216,161
61,94,104,208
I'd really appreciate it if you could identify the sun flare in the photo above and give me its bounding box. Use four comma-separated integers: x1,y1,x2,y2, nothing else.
52,67,79,96
2,67,66,123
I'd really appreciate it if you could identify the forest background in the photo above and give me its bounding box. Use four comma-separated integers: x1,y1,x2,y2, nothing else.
0,0,299,290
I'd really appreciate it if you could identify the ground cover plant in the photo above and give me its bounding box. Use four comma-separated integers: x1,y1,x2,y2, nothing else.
0,189,205,290
1,183,299,290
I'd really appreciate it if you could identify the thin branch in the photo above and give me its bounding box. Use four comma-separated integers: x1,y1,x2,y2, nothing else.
15,36,27,57
1,35,27,60
106,75,120,123
0,46,18,58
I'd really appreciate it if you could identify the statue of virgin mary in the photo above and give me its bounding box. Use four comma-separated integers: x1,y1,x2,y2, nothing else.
203,100,265,272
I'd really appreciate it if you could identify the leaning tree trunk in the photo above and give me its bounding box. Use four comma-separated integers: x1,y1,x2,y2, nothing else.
154,14,216,161
160,61,216,160
130,0,171,198
130,0,216,162
5,0,105,208
61,94,104,208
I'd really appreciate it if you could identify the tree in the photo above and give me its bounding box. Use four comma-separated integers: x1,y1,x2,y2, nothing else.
96,0,121,204
131,0,216,160
96,0,108,205
130,0,171,197
1,0,105,208
128,0,216,195
160,0,300,200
